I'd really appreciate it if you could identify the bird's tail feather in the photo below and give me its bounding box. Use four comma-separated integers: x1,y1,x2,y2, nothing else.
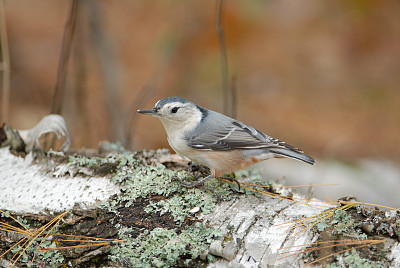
270,148,315,165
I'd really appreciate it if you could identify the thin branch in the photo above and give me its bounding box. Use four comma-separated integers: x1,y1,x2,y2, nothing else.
124,85,155,150
86,0,122,142
50,0,78,115
0,0,10,123
215,0,231,117
230,75,237,119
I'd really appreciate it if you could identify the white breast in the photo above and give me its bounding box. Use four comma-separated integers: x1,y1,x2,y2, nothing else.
166,131,210,167
157,107,205,164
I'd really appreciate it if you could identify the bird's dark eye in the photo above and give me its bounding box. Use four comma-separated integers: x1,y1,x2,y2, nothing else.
171,107,179,113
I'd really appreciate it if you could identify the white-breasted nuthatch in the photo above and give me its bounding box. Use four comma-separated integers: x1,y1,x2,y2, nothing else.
137,97,314,187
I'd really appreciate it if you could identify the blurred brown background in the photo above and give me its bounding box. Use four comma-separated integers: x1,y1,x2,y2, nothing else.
1,0,400,161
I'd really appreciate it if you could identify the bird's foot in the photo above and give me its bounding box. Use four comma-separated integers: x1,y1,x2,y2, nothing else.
199,185,221,202
219,176,242,192
179,174,213,188
188,162,211,177
174,175,221,202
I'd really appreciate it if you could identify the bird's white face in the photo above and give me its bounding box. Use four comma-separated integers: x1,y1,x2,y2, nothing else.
154,101,202,132
138,99,203,137
154,101,197,121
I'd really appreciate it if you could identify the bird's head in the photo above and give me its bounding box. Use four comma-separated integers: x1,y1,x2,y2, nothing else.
137,97,206,133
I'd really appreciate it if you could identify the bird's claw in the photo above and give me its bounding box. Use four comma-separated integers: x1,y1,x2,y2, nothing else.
174,175,221,202
219,176,242,192
199,185,221,202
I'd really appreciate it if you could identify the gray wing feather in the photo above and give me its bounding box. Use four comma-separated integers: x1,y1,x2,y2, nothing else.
185,110,302,153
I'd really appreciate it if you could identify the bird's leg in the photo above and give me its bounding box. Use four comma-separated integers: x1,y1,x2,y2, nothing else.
179,162,212,188
188,162,210,176
179,174,213,188
180,173,241,192
199,185,221,202
177,175,221,202
178,166,240,201
219,175,242,192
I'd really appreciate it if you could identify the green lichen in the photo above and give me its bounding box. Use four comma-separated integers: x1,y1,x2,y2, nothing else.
109,222,221,267
144,187,216,224
68,148,295,266
69,155,108,168
9,239,64,268
234,168,275,196
1,210,66,267
69,151,230,223
69,150,229,265
326,249,380,268
102,151,238,219
316,210,367,239
112,157,185,202
105,152,226,264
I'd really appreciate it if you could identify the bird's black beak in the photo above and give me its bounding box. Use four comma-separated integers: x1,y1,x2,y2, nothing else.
137,109,157,115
